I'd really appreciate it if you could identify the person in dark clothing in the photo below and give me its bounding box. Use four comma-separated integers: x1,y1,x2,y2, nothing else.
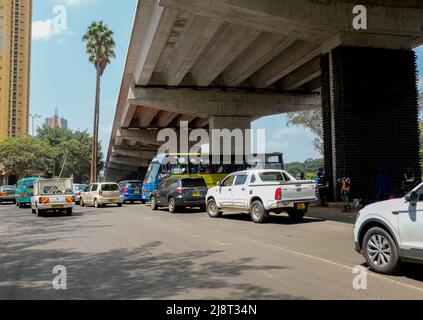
300,172,305,180
376,168,391,202
317,168,328,207
401,167,416,195
337,176,351,212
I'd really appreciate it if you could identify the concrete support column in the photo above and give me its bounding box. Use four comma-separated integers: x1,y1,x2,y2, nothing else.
209,116,252,158
321,46,420,201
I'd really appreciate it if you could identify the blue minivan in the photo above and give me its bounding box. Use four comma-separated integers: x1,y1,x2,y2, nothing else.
119,180,144,204
15,177,42,208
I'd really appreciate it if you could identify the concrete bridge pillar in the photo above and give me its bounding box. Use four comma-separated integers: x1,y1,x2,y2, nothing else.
209,116,252,159
321,45,420,201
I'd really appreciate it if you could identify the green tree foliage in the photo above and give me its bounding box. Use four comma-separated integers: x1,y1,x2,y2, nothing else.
286,110,323,154
0,126,103,183
0,136,53,178
285,158,324,179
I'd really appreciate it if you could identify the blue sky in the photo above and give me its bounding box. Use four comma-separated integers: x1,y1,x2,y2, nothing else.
31,0,423,164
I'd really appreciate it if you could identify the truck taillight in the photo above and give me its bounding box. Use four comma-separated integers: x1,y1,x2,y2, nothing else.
39,197,50,204
176,187,183,194
275,188,282,201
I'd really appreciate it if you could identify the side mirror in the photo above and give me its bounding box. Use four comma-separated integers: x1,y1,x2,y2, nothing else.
406,191,418,204
216,181,221,187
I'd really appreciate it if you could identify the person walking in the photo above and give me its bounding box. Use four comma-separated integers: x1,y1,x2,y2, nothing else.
376,168,391,201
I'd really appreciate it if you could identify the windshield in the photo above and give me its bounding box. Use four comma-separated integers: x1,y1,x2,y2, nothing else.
144,163,161,184
23,181,34,189
182,179,207,188
127,182,142,188
74,185,86,192
101,184,119,192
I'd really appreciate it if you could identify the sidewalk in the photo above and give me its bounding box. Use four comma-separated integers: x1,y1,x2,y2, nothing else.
307,203,358,225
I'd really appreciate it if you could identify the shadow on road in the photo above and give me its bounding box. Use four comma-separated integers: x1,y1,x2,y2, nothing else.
220,213,324,226
0,209,301,300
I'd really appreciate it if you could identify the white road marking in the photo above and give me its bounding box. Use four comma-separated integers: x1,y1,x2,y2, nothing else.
246,238,423,294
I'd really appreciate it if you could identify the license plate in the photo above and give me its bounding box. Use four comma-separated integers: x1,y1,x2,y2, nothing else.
52,204,64,209
193,191,201,197
134,191,140,194
297,203,306,210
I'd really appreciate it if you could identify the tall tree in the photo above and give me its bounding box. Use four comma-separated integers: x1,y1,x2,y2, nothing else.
83,21,115,183
286,110,323,154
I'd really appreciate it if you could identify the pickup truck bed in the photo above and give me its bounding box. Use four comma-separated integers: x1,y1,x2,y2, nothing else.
206,169,317,223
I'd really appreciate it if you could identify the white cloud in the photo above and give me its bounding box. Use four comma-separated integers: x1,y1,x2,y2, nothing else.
32,19,56,41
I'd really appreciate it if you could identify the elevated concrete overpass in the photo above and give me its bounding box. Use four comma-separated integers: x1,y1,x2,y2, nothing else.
106,0,423,199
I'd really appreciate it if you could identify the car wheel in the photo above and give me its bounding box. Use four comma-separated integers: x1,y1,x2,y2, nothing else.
94,199,100,208
36,208,44,217
117,203,123,208
288,209,305,222
250,200,267,224
141,200,146,204
207,198,222,218
363,227,400,275
150,196,158,211
18,202,24,209
66,208,73,216
168,198,177,214
80,199,85,207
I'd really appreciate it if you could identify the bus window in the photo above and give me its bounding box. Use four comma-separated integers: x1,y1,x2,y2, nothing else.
144,163,161,184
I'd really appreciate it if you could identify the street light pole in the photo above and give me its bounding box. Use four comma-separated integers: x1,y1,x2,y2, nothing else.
29,114,42,136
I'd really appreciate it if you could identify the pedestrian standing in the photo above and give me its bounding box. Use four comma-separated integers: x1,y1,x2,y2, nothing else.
338,176,351,212
317,168,328,207
300,172,305,180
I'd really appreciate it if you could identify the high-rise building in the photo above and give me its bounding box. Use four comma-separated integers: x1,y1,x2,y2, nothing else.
45,107,68,129
0,0,32,140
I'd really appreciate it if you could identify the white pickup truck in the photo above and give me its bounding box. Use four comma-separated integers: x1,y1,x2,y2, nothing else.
206,169,317,223
31,178,75,217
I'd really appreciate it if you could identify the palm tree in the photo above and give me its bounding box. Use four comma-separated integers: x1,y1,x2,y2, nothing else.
83,21,116,183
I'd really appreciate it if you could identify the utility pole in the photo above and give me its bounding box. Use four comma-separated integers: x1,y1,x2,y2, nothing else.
29,114,42,136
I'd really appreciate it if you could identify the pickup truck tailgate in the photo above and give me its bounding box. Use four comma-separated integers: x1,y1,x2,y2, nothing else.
282,182,316,201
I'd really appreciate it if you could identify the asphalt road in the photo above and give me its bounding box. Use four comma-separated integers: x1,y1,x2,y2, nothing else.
1,202,423,300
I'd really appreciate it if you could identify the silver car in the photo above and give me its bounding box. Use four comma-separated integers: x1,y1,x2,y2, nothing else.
0,185,16,204
73,184,87,205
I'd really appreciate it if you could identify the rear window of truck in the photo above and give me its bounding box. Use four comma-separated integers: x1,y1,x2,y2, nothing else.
259,172,284,182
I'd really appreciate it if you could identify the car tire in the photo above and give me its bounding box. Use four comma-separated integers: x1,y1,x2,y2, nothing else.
141,200,146,204
36,208,44,217
250,200,267,224
168,198,178,214
363,227,401,275
94,199,100,208
117,203,123,208
18,202,25,209
150,196,158,211
207,198,222,218
288,209,305,222
66,208,73,216
80,199,85,207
